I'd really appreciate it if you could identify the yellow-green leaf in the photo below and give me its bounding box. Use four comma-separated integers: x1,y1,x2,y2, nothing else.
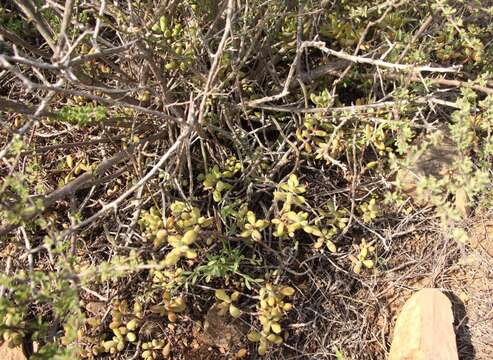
280,286,295,297
215,289,230,302
271,322,282,334
126,332,137,342
326,241,337,253
247,331,261,342
185,249,197,259
267,333,283,344
288,174,298,187
216,181,225,192
283,302,293,311
256,219,269,229
213,190,221,202
168,235,181,247
247,211,256,225
229,304,241,318
258,342,267,355
155,229,168,242
168,298,186,313
159,16,168,32
231,291,240,302
164,249,181,266
182,229,198,245
66,154,74,168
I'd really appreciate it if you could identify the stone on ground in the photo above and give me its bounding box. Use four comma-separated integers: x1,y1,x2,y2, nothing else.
0,342,26,360
200,303,245,351
389,288,458,360
396,128,464,214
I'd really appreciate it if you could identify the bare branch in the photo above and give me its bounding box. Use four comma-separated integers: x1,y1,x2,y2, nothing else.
55,0,76,58
197,0,234,124
302,41,461,74
15,0,56,52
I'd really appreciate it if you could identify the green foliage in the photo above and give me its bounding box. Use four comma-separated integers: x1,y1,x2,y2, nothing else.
274,174,306,211
0,268,82,359
349,239,375,274
391,89,491,237
165,227,200,266
55,105,107,126
214,289,241,318
0,7,28,36
201,157,241,202
310,89,333,108
150,15,196,71
248,283,295,355
359,198,379,223
182,246,261,289
139,202,212,251
0,172,45,229
139,207,165,245
240,211,269,241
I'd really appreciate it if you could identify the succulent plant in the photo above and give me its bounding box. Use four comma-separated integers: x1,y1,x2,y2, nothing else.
215,289,242,318
248,284,295,355
240,211,269,242
349,239,376,274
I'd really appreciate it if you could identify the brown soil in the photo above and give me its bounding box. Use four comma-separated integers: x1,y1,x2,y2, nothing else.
379,214,493,360
447,214,493,359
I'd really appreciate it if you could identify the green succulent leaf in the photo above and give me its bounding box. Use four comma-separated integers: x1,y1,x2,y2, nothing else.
271,322,282,334
164,249,182,266
280,286,295,297
247,331,261,342
182,229,198,245
213,190,222,202
229,304,241,318
215,289,231,302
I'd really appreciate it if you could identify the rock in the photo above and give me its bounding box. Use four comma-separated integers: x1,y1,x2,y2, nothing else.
389,288,458,360
397,129,459,207
84,301,107,316
200,304,245,351
0,342,27,360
